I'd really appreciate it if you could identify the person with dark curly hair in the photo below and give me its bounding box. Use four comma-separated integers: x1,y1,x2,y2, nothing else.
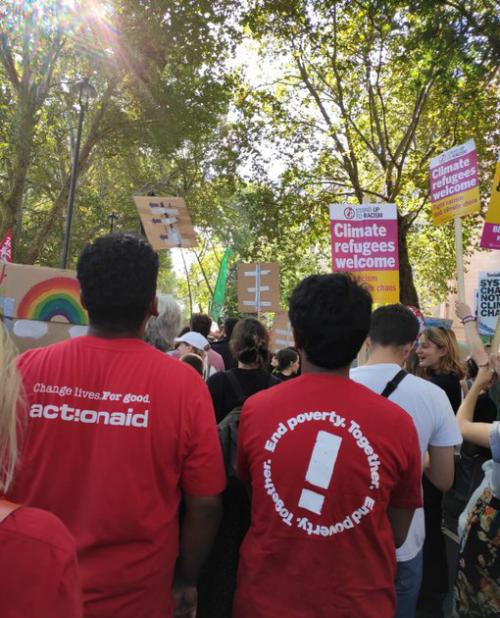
234,273,422,618
7,233,225,618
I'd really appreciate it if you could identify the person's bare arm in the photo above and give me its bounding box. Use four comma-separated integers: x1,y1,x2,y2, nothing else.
174,494,223,618
457,364,495,449
424,445,455,492
387,506,415,548
455,301,489,366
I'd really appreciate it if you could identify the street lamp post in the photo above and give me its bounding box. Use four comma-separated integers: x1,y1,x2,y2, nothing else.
60,78,97,269
108,211,118,233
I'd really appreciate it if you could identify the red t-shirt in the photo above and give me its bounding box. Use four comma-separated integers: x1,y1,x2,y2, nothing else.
0,505,82,618
235,373,422,618
9,336,226,618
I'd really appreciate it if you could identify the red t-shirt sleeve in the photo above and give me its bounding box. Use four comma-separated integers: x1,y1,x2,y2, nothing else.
180,377,226,496
389,415,423,509
58,550,83,618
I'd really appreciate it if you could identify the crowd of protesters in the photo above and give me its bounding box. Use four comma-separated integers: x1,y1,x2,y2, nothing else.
0,232,499,618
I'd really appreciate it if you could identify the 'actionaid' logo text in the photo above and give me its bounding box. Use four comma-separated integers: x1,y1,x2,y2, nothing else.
29,403,148,428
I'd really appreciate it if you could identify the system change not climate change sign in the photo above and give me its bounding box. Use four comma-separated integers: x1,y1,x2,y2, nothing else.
330,203,399,304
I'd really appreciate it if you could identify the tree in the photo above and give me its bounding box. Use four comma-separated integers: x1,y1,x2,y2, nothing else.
239,0,499,305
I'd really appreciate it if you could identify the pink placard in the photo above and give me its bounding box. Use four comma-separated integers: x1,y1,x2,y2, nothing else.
330,219,399,272
481,223,500,250
430,149,478,203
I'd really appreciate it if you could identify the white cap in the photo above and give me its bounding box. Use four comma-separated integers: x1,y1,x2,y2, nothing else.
174,331,209,350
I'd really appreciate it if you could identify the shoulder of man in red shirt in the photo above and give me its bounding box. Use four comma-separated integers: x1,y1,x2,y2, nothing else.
0,505,82,618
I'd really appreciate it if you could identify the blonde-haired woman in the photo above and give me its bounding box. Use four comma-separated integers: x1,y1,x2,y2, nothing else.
0,326,82,618
416,326,466,615
417,326,465,412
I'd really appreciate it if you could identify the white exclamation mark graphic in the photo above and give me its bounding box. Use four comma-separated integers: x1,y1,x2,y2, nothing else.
298,431,342,515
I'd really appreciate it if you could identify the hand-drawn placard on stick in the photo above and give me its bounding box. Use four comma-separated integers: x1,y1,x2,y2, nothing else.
133,196,197,250
237,263,280,313
270,312,295,352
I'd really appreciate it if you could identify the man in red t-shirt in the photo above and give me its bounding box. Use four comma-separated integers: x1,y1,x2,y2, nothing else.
234,274,422,618
8,234,225,618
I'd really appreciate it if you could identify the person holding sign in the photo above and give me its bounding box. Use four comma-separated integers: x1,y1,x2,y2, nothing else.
453,360,500,617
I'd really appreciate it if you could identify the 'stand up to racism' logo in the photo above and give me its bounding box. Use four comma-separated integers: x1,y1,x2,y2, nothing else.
344,207,355,220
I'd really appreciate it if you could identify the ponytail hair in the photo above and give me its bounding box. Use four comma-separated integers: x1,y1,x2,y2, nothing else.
230,318,270,368
0,327,23,492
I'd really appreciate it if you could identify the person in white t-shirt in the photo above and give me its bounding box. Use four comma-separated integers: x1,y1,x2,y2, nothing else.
351,304,462,618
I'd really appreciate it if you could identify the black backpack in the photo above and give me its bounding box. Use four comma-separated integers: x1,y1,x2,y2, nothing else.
217,371,274,480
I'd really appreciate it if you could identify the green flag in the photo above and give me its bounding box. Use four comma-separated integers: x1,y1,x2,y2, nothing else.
210,248,233,322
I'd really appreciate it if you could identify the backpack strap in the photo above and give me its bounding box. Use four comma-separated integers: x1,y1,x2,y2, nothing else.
381,369,407,399
225,370,247,406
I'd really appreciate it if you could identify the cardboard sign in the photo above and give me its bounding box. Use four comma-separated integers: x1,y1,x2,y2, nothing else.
429,139,480,225
0,263,88,326
133,196,197,250
330,203,399,304
270,312,294,352
480,159,500,250
237,262,280,313
3,318,88,354
477,272,500,336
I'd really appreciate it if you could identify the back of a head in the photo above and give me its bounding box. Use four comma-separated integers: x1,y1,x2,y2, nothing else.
289,273,372,370
145,296,182,351
77,233,159,332
0,327,21,492
369,304,419,348
223,317,239,340
190,314,212,338
230,318,270,367
180,353,205,377
277,347,299,371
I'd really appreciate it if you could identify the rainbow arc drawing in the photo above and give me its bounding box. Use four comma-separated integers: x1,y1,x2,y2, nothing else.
17,277,88,325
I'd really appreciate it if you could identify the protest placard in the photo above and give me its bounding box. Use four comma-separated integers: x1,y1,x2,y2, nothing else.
270,312,294,352
330,203,399,304
480,159,500,250
429,139,480,225
477,272,500,337
133,196,196,250
0,263,89,352
237,262,280,313
0,263,88,325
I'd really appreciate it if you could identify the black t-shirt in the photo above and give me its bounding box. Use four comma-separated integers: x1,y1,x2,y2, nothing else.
211,339,237,370
207,368,280,423
429,372,462,413
274,372,295,382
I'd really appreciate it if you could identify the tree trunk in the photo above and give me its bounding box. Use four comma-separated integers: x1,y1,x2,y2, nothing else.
2,99,36,259
398,214,419,307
